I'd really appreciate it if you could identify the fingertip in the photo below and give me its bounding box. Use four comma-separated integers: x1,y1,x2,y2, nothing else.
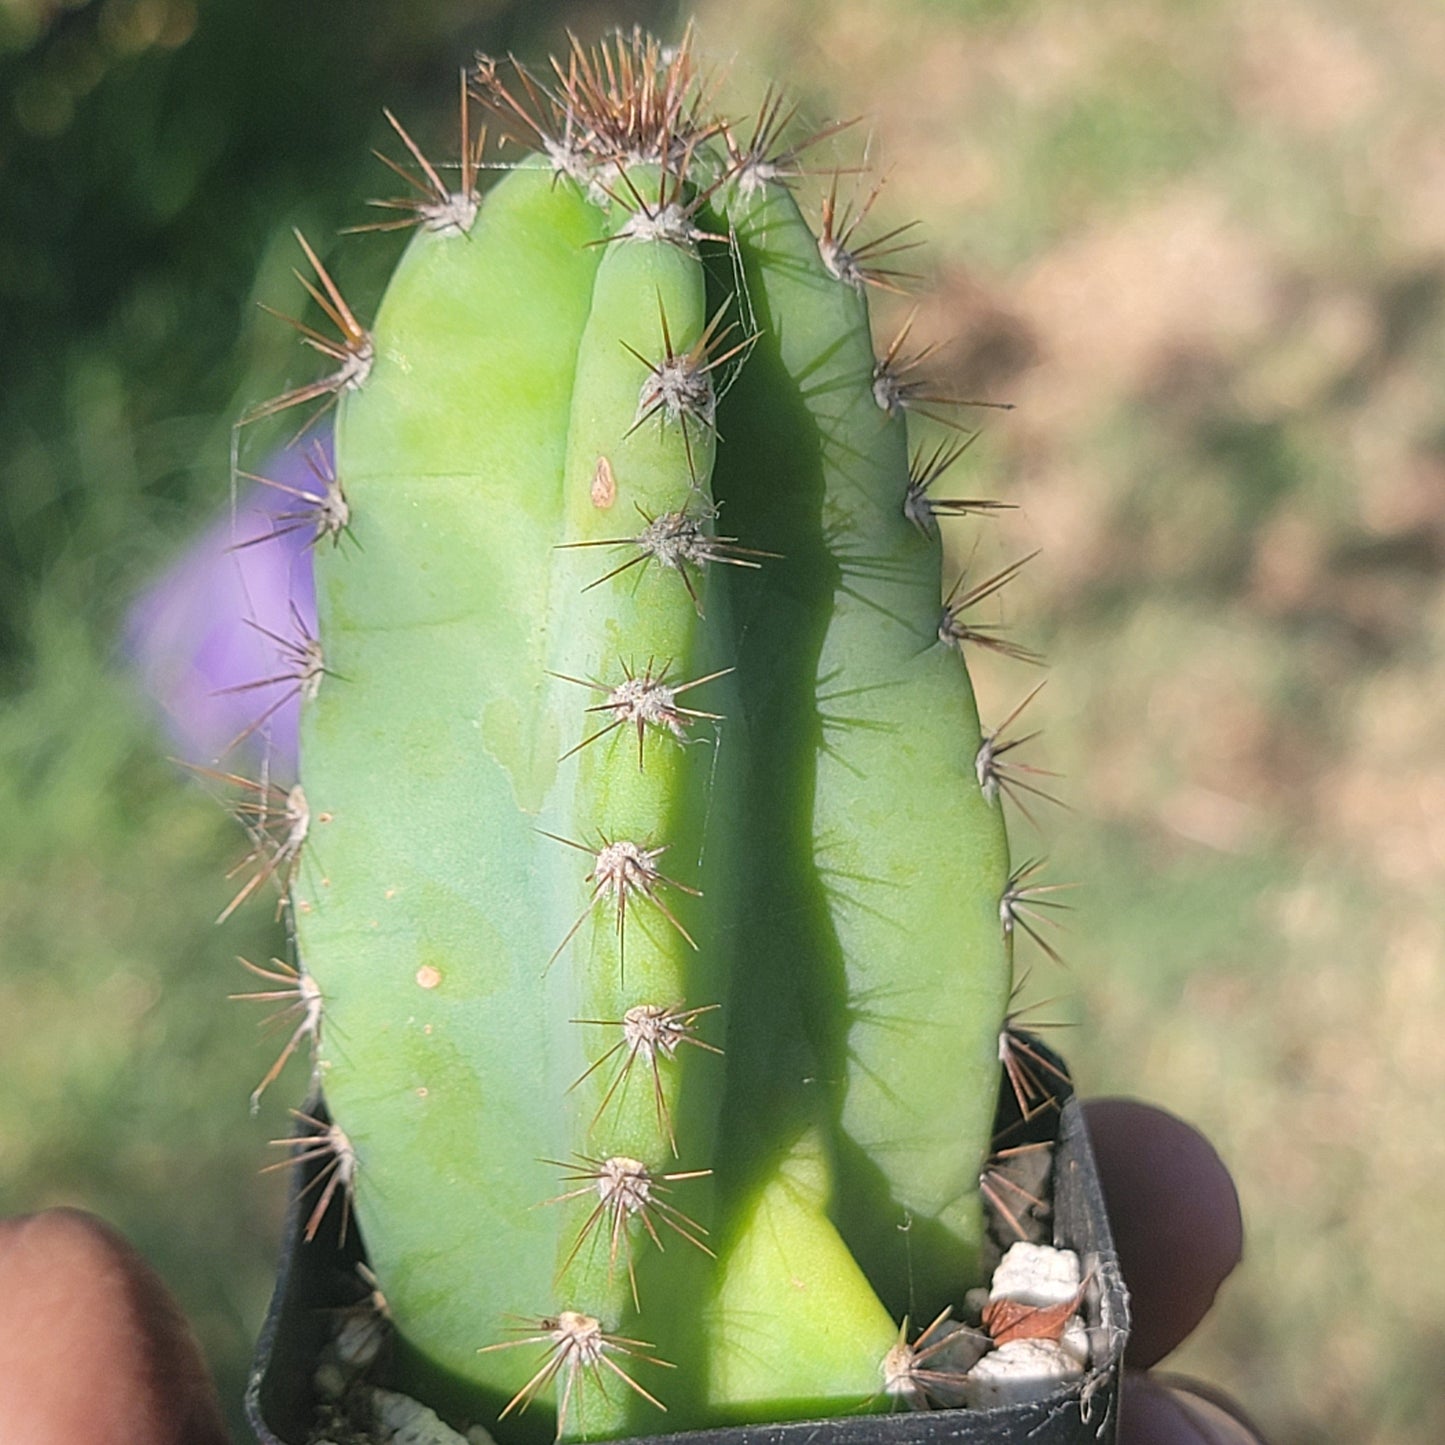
1083,1098,1244,1369
0,1208,229,1445
1121,1372,1271,1445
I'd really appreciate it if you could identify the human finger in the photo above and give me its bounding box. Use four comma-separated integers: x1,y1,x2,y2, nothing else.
0,1207,229,1445
1083,1098,1244,1369
1120,1371,1270,1445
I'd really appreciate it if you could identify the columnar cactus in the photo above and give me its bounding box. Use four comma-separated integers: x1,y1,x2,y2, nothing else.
232,27,1067,1443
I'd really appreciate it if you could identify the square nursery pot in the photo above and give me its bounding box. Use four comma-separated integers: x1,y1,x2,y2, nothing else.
246,1037,1128,1445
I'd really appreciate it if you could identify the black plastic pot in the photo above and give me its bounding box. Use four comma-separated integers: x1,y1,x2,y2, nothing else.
246,1049,1128,1445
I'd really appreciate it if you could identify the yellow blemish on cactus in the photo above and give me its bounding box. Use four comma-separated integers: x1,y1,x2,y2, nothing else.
591,455,617,509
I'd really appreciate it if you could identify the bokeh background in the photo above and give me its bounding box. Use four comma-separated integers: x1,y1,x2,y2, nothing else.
3,1,1442,1441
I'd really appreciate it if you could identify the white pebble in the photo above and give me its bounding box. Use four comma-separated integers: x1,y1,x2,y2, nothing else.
961,1338,1084,1408
990,1241,1082,1308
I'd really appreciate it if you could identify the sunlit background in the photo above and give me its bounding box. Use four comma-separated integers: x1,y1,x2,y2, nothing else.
3,2,1442,1442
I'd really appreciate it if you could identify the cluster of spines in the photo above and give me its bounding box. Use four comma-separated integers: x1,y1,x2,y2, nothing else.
209,25,1083,1436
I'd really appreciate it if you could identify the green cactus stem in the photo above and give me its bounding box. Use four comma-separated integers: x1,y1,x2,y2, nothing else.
233,27,1047,1443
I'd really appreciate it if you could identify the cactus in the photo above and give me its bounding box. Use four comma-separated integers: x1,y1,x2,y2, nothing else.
231,27,1065,1444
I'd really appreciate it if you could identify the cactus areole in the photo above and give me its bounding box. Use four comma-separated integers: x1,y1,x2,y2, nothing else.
236,28,1085,1445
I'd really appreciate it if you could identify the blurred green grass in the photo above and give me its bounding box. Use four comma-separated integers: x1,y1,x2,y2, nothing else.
3,1,1443,1442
